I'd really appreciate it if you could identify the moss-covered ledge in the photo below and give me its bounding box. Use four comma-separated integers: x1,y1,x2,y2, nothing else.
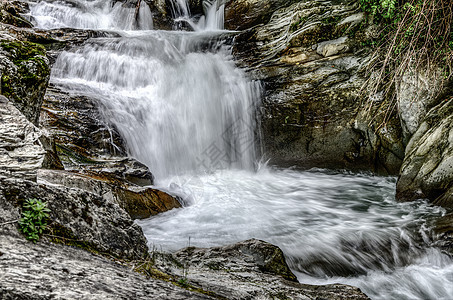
0,40,50,125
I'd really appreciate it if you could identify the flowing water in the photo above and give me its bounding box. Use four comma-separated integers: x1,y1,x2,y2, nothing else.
28,1,453,299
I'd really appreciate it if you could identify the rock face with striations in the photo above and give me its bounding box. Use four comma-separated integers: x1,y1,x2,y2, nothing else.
230,0,404,174
0,235,212,300
0,97,46,181
396,95,453,208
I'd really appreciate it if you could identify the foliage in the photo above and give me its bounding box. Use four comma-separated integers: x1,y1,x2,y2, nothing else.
359,0,453,125
19,198,50,243
359,0,399,20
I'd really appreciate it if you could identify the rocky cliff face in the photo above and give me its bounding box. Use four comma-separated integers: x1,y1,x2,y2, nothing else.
397,95,453,207
229,0,404,174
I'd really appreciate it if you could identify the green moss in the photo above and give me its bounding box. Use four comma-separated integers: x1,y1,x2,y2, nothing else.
0,41,46,65
320,15,342,25
1,74,11,97
290,16,307,32
0,41,50,105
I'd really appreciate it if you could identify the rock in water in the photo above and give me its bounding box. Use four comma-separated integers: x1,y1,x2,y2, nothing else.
397,96,453,208
156,239,370,299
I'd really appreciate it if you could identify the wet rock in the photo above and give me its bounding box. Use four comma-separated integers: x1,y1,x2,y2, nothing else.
432,213,453,256
0,0,33,28
114,0,173,30
40,85,158,185
38,169,181,220
0,39,50,124
156,239,370,299
225,0,300,31
0,235,212,299
396,96,453,207
41,85,128,162
40,85,181,219
232,0,404,174
0,98,46,181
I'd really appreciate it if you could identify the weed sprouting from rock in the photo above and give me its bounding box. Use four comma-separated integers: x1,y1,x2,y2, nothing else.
19,198,50,242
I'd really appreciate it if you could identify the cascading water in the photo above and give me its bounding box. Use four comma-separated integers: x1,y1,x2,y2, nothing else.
28,1,453,299
30,0,153,30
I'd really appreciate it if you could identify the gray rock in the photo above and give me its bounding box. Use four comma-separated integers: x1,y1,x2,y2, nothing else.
0,235,212,300
0,175,149,260
0,99,46,181
316,37,350,57
396,96,453,207
156,239,370,300
396,68,442,142
231,0,404,174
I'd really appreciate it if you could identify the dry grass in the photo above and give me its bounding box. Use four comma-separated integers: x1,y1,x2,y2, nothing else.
362,0,453,127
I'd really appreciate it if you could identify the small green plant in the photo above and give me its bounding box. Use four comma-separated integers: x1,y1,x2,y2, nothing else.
19,198,50,243
177,277,189,287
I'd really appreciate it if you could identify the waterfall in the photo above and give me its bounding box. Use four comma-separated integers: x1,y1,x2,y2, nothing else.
30,0,153,30
40,0,261,179
198,0,225,30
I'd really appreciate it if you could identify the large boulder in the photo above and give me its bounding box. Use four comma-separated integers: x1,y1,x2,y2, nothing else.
231,0,404,174
396,68,444,144
0,175,149,260
155,239,370,299
396,96,453,207
0,39,50,124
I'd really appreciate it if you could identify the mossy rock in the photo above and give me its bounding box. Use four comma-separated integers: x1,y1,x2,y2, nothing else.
0,40,50,124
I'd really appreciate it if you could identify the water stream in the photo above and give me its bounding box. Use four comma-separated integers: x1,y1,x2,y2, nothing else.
28,0,453,299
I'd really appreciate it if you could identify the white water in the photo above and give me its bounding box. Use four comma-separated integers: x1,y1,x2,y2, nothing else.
29,1,453,299
30,0,153,30
139,168,453,300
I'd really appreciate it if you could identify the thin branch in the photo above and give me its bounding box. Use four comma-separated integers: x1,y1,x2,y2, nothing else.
0,220,18,226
